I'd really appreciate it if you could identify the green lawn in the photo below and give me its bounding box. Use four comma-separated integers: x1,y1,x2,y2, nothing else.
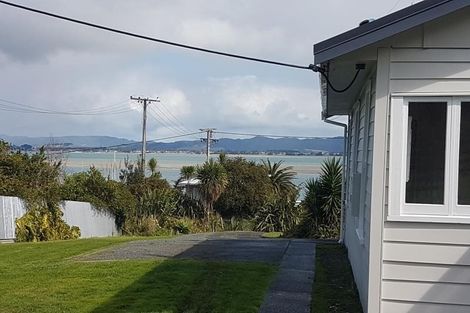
0,237,277,313
311,244,363,313
261,232,283,238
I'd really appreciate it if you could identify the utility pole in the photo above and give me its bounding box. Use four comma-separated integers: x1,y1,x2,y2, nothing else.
130,96,159,171
200,128,217,162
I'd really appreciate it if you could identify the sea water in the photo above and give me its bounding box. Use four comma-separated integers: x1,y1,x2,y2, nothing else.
63,152,330,197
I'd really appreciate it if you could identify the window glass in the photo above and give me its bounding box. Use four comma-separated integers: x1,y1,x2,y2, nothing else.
459,103,470,205
406,102,447,204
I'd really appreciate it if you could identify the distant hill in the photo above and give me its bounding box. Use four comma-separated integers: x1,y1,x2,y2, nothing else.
144,136,344,154
0,135,134,147
0,134,344,154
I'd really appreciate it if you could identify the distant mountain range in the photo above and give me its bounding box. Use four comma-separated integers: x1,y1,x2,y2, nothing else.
0,135,134,148
145,136,344,154
0,134,344,154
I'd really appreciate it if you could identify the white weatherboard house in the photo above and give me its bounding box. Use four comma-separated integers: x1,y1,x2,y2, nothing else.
313,0,470,312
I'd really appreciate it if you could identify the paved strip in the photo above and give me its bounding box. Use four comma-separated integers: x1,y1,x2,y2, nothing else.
77,232,289,264
259,240,316,313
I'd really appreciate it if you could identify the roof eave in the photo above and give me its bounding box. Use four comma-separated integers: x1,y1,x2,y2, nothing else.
314,0,470,64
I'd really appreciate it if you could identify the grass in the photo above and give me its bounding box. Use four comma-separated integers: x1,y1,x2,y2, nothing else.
311,244,363,313
261,232,283,238
0,237,277,313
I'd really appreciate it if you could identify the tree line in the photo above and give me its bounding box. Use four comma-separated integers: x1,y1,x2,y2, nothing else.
0,140,342,241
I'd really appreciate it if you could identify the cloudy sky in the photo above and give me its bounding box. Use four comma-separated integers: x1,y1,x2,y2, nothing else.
0,0,413,141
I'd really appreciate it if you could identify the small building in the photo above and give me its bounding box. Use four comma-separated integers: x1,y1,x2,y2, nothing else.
176,178,202,201
314,1,470,312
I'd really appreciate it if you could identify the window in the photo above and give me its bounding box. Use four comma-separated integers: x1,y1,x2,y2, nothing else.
389,97,470,221
349,82,372,241
459,103,470,206
406,101,447,205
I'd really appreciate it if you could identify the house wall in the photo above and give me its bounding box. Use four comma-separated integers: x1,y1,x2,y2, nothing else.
343,73,376,310
378,46,470,312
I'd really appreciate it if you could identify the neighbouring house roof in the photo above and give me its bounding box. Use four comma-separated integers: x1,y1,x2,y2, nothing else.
176,178,201,188
314,0,470,64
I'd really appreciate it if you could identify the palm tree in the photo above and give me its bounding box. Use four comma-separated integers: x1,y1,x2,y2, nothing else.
302,158,342,238
317,158,342,225
180,165,196,180
262,159,297,196
148,158,157,176
218,152,227,165
197,159,228,219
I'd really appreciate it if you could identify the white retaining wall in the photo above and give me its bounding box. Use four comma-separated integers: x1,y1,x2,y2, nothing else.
62,200,119,238
0,196,119,240
0,196,26,240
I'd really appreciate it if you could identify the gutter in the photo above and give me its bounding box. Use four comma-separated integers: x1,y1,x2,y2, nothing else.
323,117,348,244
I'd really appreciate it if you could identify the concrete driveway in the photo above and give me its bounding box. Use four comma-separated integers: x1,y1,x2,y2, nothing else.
80,232,316,313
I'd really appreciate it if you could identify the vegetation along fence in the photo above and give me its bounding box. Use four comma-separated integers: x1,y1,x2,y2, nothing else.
0,196,119,240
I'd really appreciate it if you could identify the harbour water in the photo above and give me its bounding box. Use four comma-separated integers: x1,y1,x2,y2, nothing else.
64,152,330,194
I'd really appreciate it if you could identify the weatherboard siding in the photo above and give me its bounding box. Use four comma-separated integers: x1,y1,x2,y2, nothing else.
380,46,470,312
344,74,375,310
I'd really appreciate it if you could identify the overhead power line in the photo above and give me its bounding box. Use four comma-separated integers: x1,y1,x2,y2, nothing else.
200,128,217,162
130,96,159,167
214,131,330,140
0,98,132,115
157,101,194,133
86,131,205,150
0,0,312,71
148,106,187,136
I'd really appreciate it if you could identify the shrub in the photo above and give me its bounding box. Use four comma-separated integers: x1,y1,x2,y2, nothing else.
215,157,273,218
176,193,205,219
299,158,342,239
61,167,136,228
197,159,228,219
15,203,80,242
122,216,159,236
0,141,80,241
139,188,179,225
224,217,256,231
254,196,303,233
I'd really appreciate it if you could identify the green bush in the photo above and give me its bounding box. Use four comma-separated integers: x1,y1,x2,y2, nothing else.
61,167,136,228
215,157,272,218
224,217,256,231
254,196,303,233
0,141,80,242
122,216,159,236
139,188,179,224
163,217,207,234
176,193,205,219
298,158,342,239
15,203,80,242
197,159,228,220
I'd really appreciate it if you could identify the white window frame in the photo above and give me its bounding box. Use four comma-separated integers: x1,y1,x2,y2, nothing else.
350,101,363,240
348,81,372,243
388,96,470,223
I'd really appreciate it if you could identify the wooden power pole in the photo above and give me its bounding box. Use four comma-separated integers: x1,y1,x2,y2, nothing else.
200,128,217,162
130,96,159,170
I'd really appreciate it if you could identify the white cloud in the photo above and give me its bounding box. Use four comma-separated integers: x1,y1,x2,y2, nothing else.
201,75,334,136
0,0,405,140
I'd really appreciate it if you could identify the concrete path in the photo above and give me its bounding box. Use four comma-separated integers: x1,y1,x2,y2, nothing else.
259,240,316,313
79,232,289,263
79,232,316,312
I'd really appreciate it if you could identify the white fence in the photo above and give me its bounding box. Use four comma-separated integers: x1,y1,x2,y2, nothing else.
62,201,119,238
0,196,119,240
0,196,25,240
